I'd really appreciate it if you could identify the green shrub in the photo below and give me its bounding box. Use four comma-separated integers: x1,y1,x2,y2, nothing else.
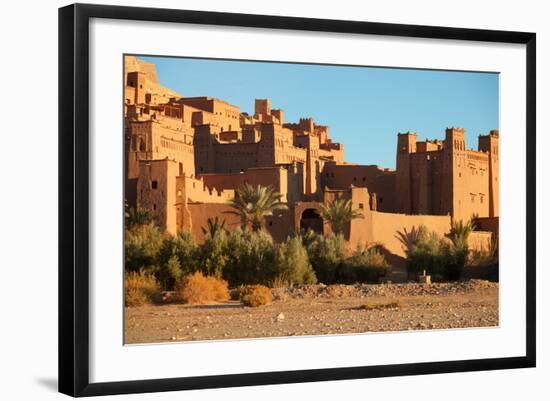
467,237,499,281
341,245,389,283
199,230,229,278
124,223,164,273
124,271,161,307
275,236,317,285
240,285,272,307
125,204,153,229
223,229,277,286
176,272,230,304
157,230,199,289
397,223,470,281
306,233,346,284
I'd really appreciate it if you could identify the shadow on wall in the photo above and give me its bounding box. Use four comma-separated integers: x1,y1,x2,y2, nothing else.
377,247,407,281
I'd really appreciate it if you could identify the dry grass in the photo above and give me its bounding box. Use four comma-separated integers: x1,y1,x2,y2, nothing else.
357,300,401,311
125,271,161,307
270,275,291,289
176,272,230,304
240,285,272,307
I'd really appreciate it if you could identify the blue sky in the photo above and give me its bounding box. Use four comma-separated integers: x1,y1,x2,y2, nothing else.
140,56,499,168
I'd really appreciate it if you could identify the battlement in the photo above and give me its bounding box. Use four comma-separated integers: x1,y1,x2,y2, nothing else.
446,127,465,134
126,56,499,240
177,175,235,204
254,98,271,115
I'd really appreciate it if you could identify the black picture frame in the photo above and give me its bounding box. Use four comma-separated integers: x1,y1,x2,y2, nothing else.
58,3,536,397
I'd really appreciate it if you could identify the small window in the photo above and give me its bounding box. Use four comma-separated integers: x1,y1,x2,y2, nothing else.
151,180,158,189
268,221,273,227
153,203,157,211
358,203,364,209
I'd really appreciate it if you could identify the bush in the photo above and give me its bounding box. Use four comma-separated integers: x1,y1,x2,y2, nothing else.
240,285,272,307
275,236,317,285
199,230,229,278
306,233,346,284
229,285,246,301
341,245,389,283
176,272,230,304
398,224,469,281
124,271,161,307
467,237,499,282
157,231,199,289
124,223,164,273
223,229,277,286
125,205,153,229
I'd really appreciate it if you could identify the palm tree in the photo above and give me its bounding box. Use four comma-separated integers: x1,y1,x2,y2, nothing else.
201,216,227,238
319,198,363,235
450,219,473,250
395,225,427,257
228,183,287,232
125,204,152,228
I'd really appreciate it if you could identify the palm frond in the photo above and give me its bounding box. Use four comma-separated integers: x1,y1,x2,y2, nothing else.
319,198,363,235
228,183,287,231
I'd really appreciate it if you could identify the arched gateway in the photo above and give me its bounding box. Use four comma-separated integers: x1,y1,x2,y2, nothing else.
300,208,323,234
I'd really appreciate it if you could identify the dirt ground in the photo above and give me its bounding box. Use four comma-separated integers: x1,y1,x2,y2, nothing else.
124,280,499,344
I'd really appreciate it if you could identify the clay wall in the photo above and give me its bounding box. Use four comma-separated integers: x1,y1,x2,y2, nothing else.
408,150,445,215
125,56,159,83
183,203,294,244
199,167,289,201
124,56,180,105
211,142,260,173
177,175,234,204
394,128,498,222
395,132,417,214
458,150,491,220
124,86,135,105
473,216,499,238
271,109,284,125
468,231,493,253
320,164,396,212
182,203,241,243
478,131,500,217
126,120,154,182
368,211,452,258
136,159,178,234
416,140,443,152
125,118,195,180
219,131,242,142
318,142,344,163
180,97,240,131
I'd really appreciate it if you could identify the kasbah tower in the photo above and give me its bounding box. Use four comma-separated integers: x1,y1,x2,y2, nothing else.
124,56,499,280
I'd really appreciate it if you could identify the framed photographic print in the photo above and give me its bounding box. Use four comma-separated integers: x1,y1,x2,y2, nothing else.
58,3,536,397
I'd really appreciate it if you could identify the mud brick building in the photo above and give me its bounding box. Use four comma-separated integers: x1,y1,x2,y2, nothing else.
124,56,499,277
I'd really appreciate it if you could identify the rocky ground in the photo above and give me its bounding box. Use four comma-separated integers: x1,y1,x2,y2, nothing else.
124,280,498,344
